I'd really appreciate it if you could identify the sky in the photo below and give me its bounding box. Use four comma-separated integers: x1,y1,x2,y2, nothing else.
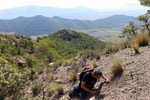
0,0,143,10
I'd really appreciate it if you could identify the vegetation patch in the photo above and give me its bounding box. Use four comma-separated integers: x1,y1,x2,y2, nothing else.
111,57,123,78
68,70,77,82
48,82,64,96
32,81,42,95
133,33,149,47
95,51,101,60
131,43,140,54
92,59,98,68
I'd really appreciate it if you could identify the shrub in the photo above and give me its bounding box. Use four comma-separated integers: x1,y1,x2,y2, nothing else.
49,60,63,71
92,59,98,68
0,59,31,100
103,41,131,55
62,60,70,67
49,82,64,96
95,51,100,60
32,63,44,75
48,72,53,82
32,81,42,95
68,70,76,82
78,50,95,60
111,57,123,77
103,45,117,54
131,42,139,54
133,33,149,47
70,58,77,65
47,89,53,97
117,41,130,49
25,57,35,68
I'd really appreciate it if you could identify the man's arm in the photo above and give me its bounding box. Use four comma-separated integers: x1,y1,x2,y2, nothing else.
81,81,97,95
102,74,110,83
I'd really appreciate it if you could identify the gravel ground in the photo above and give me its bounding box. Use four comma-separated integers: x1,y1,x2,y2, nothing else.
59,46,150,100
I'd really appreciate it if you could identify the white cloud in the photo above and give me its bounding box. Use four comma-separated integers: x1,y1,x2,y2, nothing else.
0,0,140,10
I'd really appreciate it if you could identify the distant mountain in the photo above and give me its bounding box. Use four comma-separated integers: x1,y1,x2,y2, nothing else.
0,15,135,36
109,3,148,11
0,5,147,20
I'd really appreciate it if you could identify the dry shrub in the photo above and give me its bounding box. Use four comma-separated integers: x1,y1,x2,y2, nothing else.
48,72,53,82
62,60,69,67
111,57,123,77
103,41,130,55
50,60,63,70
95,51,100,60
48,82,64,96
130,33,149,54
92,59,98,68
103,44,120,55
117,41,130,49
103,45,116,54
70,58,77,66
133,33,149,47
32,81,42,95
131,42,139,54
62,58,77,67
47,89,53,97
68,70,76,82
78,50,95,60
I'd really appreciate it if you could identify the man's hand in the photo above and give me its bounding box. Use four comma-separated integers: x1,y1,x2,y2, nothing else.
105,78,111,83
90,90,98,95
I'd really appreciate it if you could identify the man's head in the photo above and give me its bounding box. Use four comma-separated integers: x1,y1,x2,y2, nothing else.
92,68,103,79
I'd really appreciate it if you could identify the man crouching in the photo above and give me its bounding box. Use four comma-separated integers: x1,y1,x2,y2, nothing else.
69,68,110,99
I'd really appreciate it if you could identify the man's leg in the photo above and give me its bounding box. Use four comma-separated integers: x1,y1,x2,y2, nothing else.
69,85,81,98
79,89,92,99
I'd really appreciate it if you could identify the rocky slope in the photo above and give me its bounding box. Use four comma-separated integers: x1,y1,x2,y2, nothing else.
56,46,150,100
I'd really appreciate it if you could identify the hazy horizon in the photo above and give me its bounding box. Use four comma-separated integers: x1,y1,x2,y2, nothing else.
0,0,147,10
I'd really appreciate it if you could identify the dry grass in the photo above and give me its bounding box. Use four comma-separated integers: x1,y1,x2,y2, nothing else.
111,57,123,77
95,51,101,60
103,43,121,55
48,82,64,96
62,60,70,67
130,33,149,54
92,59,98,68
133,33,149,47
48,72,53,82
103,41,130,55
32,81,42,95
68,70,76,82
62,58,77,67
131,42,139,54
78,50,95,60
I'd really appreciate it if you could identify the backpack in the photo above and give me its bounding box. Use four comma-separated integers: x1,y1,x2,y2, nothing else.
79,67,94,81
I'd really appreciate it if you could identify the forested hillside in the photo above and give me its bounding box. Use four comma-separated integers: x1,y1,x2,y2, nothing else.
0,29,106,100
0,15,134,36
39,29,105,59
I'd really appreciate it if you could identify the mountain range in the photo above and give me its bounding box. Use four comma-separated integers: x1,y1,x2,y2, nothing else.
0,15,135,36
0,5,147,20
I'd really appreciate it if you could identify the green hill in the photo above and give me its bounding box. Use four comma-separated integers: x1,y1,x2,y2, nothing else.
0,29,106,99
0,15,135,36
41,29,106,59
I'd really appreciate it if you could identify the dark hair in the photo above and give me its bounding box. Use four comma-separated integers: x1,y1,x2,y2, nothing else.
92,68,102,76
